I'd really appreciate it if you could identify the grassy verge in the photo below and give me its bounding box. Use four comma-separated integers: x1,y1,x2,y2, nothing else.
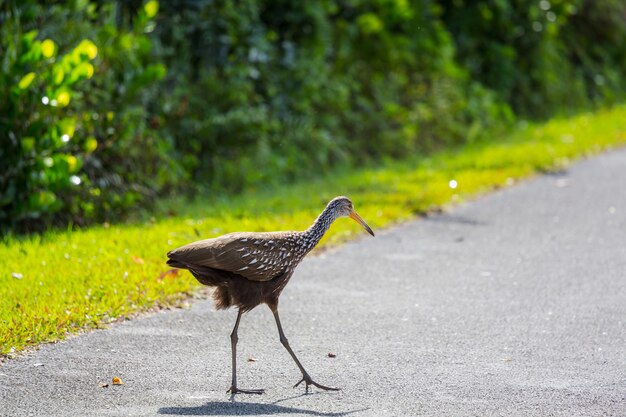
2,106,626,357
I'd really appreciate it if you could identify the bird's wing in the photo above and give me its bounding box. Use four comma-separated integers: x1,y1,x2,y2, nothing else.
167,232,301,282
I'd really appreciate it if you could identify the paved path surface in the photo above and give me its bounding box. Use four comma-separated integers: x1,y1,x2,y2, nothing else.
2,149,626,417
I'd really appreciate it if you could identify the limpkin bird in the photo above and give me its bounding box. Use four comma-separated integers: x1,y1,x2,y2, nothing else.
166,196,374,394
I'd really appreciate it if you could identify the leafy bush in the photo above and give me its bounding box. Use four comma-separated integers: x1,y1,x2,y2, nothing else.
560,0,626,105
156,0,510,192
0,1,182,232
439,0,626,117
1,0,625,233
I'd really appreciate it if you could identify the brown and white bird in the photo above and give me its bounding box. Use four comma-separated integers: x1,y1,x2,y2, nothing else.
166,196,374,394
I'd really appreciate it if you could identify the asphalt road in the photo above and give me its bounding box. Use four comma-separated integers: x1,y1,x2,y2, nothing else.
2,149,626,417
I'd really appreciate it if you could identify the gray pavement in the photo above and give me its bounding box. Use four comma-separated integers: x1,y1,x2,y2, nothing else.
2,149,626,417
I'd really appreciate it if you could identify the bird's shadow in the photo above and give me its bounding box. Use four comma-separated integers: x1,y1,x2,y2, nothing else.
424,213,487,227
158,394,367,416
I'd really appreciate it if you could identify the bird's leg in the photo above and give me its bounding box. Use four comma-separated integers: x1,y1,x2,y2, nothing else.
270,306,340,393
226,309,264,395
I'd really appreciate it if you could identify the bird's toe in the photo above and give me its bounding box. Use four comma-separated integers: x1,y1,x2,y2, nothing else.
227,386,265,395
294,376,340,393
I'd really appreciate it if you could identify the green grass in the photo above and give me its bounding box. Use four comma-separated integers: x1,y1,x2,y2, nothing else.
2,106,626,357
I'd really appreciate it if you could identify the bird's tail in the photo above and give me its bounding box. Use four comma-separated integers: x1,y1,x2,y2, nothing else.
166,258,188,269
167,257,232,287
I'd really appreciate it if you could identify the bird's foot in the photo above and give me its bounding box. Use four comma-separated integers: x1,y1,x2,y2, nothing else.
293,374,340,393
227,386,265,395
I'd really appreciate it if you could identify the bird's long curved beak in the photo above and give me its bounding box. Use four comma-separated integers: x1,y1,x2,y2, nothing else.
349,210,375,237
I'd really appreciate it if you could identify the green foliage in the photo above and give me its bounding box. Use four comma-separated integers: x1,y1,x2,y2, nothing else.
155,0,509,193
1,0,625,232
0,1,182,232
439,0,626,117
1,28,95,225
560,0,626,105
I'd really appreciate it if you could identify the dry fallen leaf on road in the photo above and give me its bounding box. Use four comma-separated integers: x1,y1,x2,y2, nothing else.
247,357,257,362
100,383,109,388
112,377,123,385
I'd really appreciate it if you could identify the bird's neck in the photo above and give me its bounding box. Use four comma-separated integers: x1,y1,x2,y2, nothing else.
303,207,335,251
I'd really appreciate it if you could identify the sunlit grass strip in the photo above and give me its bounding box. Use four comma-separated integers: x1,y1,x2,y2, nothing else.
2,106,626,356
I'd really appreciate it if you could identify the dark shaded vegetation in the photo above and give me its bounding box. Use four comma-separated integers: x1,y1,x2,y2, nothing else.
440,0,626,116
1,0,625,233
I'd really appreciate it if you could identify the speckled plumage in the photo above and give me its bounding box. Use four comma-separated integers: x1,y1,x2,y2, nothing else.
167,196,352,311
165,196,374,394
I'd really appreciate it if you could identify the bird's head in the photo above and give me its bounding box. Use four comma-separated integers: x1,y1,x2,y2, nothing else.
327,196,375,237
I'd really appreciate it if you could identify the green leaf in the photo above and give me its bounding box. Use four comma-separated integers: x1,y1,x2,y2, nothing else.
85,137,98,153
56,91,71,107
32,190,57,209
146,63,167,80
64,155,80,173
75,39,98,60
41,39,56,58
22,137,36,152
22,30,38,47
53,67,65,85
357,13,384,34
144,0,159,18
58,118,76,138
18,72,36,90
74,62,94,79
